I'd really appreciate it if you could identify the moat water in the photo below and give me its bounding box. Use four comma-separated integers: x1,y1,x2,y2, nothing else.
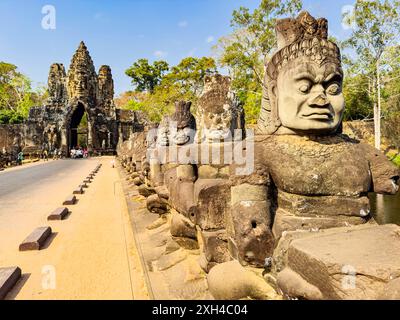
369,192,400,225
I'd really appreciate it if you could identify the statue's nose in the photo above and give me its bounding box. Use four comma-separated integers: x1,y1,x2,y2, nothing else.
214,116,222,125
309,93,329,107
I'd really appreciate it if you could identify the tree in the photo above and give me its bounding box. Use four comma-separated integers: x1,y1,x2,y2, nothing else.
163,57,217,97
213,0,302,124
123,56,217,122
125,59,169,93
343,0,400,150
0,61,45,123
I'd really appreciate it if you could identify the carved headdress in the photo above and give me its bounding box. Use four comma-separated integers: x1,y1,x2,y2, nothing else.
171,101,196,130
257,11,342,134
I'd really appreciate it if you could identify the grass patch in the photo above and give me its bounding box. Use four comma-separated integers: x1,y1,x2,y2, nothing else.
391,155,400,167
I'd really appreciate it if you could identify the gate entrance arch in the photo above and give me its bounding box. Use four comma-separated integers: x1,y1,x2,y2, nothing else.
65,101,92,154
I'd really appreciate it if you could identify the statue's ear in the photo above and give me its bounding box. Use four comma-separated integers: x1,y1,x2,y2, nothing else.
268,80,281,127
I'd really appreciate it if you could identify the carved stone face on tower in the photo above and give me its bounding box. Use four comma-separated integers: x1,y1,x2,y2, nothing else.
196,74,242,143
170,101,196,145
98,65,114,101
48,63,67,103
67,41,97,101
258,11,344,135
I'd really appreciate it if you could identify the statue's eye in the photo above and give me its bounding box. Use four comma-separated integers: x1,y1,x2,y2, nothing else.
299,84,311,94
326,83,341,95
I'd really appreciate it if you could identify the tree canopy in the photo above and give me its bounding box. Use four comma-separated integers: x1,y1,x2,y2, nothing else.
0,62,47,124
121,56,217,122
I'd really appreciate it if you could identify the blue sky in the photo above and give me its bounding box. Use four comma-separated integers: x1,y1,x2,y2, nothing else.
0,0,355,96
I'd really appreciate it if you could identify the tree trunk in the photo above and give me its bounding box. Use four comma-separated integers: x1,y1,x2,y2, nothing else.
375,59,381,150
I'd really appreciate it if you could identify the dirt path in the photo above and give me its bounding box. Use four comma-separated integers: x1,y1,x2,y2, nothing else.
1,156,148,300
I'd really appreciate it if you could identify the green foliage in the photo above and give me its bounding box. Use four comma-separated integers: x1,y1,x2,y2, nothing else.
164,57,217,97
0,61,45,124
125,59,169,93
342,0,400,147
0,109,24,124
123,56,217,122
342,74,373,121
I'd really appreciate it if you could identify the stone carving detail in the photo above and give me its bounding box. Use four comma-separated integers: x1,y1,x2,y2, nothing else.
67,41,98,104
258,11,341,135
98,65,116,120
195,74,244,143
43,124,58,151
0,41,137,156
48,63,67,104
170,101,196,145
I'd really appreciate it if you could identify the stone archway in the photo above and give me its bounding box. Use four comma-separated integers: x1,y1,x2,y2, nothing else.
65,101,93,155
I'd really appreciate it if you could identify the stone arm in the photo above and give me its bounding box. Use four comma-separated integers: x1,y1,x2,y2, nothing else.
360,143,400,195
228,163,275,268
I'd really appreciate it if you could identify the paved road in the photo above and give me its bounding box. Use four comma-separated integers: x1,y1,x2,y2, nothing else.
0,159,90,201
0,157,147,300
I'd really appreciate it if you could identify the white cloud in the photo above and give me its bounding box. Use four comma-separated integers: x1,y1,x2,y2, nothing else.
178,20,188,28
206,36,215,43
154,50,168,58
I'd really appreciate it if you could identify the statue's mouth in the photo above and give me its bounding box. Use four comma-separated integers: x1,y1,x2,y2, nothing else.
302,110,333,121
174,135,190,145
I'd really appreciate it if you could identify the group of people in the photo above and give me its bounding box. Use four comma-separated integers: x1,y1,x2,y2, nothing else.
70,147,89,159
42,148,62,161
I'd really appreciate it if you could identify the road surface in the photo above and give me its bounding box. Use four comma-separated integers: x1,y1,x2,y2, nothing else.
0,158,148,300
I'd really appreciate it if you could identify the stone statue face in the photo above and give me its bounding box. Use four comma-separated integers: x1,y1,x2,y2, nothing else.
75,70,87,96
157,118,170,147
157,126,170,146
276,59,344,134
203,107,232,142
173,127,192,145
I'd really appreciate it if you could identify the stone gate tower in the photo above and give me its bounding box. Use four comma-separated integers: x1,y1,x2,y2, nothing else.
22,41,140,156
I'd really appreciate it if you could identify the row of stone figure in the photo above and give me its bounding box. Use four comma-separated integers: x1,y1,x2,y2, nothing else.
118,11,400,300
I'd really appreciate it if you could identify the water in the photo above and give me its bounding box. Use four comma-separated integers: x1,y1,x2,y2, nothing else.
369,192,400,225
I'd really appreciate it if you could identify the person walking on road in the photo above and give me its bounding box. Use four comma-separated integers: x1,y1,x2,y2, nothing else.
17,151,24,166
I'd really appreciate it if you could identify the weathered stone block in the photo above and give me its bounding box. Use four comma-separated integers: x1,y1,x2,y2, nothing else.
229,200,275,267
63,195,76,205
170,212,197,239
146,194,168,214
0,267,21,300
19,227,52,251
231,184,267,205
207,261,277,300
277,224,400,300
272,208,369,239
47,207,69,220
200,230,231,267
172,237,199,250
192,179,231,230
138,184,156,197
154,186,169,200
176,165,196,182
133,177,143,186
198,165,218,179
